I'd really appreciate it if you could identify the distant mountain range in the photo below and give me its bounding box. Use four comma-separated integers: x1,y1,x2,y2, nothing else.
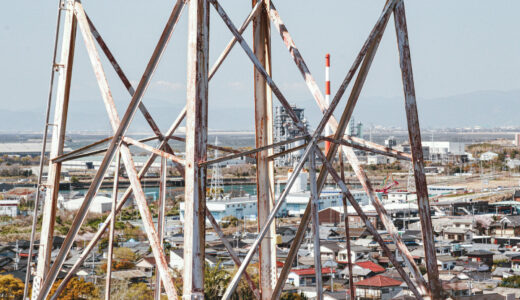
2,89,519,132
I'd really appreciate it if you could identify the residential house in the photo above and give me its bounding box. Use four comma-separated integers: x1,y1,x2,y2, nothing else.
467,250,494,268
287,267,336,287
337,245,371,264
489,215,520,238
442,281,471,298
169,249,217,271
442,227,476,242
437,255,457,270
354,275,403,300
355,261,385,274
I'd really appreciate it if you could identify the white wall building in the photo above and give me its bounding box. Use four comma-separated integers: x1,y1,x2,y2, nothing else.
61,195,113,214
422,141,466,156
0,200,19,217
480,151,499,161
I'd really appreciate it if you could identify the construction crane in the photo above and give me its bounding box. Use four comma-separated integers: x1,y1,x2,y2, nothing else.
376,174,399,194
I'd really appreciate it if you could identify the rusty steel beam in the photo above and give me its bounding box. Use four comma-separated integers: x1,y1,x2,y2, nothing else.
200,136,305,166
210,0,305,132
271,2,397,298
322,136,412,161
33,0,77,298
309,149,323,300
206,210,261,299
220,2,389,295
74,4,179,299
105,152,120,300
51,136,113,163
169,135,256,158
85,13,185,177
340,145,429,295
266,142,307,161
183,0,209,297
253,1,277,298
314,148,423,299
280,3,428,293
339,150,355,300
209,0,263,80
394,1,440,298
37,1,186,298
155,156,167,300
268,0,428,295
24,1,64,298
50,106,187,299
123,136,186,165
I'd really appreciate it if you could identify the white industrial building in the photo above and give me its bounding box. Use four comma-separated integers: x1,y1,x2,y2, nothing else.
180,169,369,222
0,200,20,217
479,151,499,161
61,195,113,214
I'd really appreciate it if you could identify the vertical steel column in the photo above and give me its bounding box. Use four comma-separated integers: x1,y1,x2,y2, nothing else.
339,151,354,300
253,1,276,298
184,0,209,298
105,152,120,300
155,156,167,300
33,1,76,298
394,1,441,298
309,149,323,300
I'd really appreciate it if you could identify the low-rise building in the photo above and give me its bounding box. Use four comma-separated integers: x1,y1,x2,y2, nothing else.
354,274,403,300
480,151,499,161
0,200,19,217
287,267,336,287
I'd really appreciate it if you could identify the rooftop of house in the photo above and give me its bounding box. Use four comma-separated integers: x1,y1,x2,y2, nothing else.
355,261,385,273
290,267,335,276
354,274,402,287
467,250,494,256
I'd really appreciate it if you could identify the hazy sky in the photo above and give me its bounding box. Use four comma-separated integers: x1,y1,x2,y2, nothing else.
1,1,519,132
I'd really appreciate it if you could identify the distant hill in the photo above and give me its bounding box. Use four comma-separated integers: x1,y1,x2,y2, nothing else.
2,89,519,132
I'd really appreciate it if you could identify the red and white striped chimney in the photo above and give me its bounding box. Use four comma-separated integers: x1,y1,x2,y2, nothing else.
325,53,331,154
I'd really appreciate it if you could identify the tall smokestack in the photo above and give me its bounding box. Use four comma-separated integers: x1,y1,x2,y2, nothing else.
325,53,331,154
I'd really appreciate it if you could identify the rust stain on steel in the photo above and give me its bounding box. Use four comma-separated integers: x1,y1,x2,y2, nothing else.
394,0,441,298
200,136,305,166
33,1,77,298
315,148,423,300
322,136,411,161
85,13,185,177
209,0,305,133
272,2,399,298
51,136,112,163
183,0,208,297
38,0,186,298
252,0,277,298
75,4,179,298
123,137,186,165
51,106,187,299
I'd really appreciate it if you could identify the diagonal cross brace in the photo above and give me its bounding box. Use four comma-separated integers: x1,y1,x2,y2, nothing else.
37,0,187,298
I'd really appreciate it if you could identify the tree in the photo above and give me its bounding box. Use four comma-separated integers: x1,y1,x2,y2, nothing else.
48,277,98,299
205,262,230,300
281,292,308,300
0,274,24,299
114,247,137,261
